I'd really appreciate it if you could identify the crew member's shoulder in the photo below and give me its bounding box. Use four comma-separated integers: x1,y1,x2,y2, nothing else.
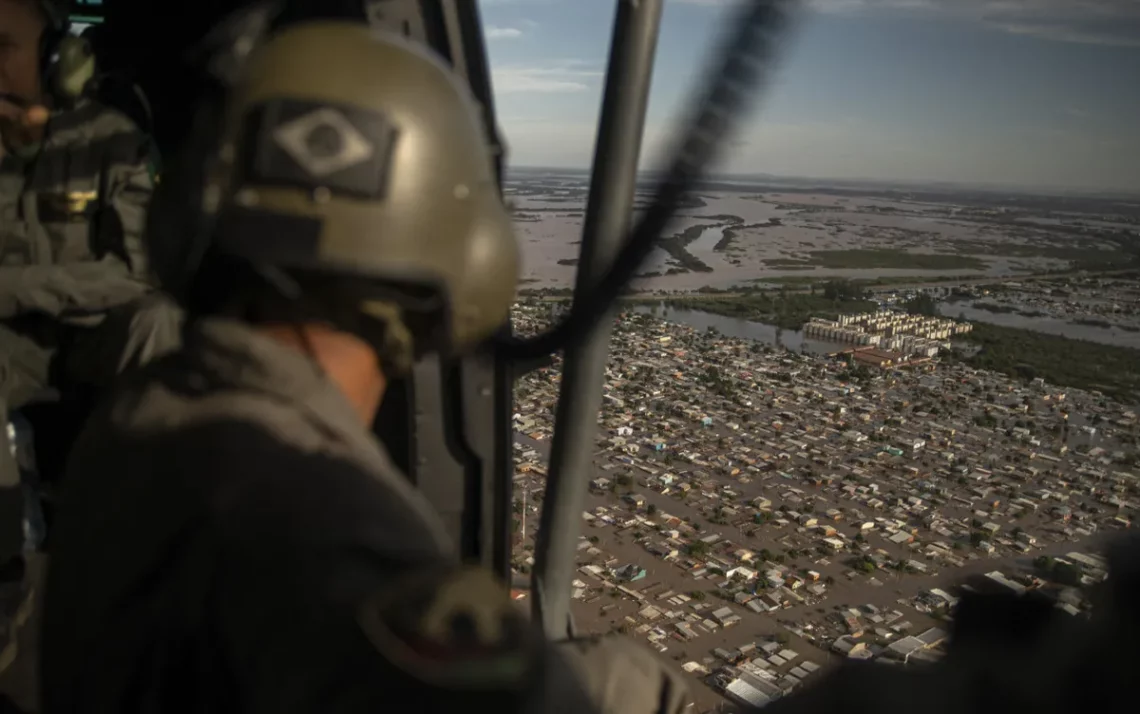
92,355,327,455
60,99,141,134
47,100,150,157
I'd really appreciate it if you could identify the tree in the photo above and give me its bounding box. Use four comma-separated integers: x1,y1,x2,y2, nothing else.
689,541,710,557
1054,562,1082,586
904,294,939,317
689,591,707,601
647,503,658,516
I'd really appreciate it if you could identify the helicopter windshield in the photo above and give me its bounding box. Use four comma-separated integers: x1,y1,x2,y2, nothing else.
490,1,1139,712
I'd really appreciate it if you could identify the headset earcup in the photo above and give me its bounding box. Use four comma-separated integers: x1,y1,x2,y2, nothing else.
52,35,95,101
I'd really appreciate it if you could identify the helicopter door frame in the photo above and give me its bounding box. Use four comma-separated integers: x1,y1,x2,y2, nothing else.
365,0,513,581
529,0,665,637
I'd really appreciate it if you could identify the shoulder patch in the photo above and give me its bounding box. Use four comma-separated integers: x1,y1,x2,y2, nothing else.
357,566,533,689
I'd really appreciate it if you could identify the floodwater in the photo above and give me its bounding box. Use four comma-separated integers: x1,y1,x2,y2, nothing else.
513,188,1082,290
688,223,730,268
630,303,849,355
939,302,1140,349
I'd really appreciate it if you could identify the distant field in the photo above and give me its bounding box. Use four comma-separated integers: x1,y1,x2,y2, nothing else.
767,249,989,271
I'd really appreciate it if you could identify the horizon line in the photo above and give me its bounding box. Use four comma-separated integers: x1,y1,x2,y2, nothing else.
503,165,1140,200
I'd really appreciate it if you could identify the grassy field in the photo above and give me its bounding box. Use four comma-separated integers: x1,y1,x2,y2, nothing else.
810,249,988,271
762,249,987,271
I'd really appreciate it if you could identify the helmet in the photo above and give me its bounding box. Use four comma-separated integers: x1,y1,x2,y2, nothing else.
181,19,518,362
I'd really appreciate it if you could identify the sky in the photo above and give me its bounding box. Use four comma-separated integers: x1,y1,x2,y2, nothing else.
478,0,1140,193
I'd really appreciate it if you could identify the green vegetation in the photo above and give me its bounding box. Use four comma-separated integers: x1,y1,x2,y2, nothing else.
948,238,1133,270
715,218,778,251
952,322,1140,402
1033,555,1083,587
763,250,986,271
904,294,940,316
764,258,816,268
1073,317,1114,329
750,273,984,288
659,224,716,273
663,291,877,330
808,249,988,271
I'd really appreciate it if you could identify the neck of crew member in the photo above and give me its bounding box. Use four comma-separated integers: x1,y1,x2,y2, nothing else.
257,323,387,425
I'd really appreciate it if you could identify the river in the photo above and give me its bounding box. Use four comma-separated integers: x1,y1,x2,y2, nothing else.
630,303,850,355
939,302,1140,350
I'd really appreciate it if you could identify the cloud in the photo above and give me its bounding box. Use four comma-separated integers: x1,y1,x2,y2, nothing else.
987,19,1140,47
681,0,1140,47
493,64,604,93
486,26,524,39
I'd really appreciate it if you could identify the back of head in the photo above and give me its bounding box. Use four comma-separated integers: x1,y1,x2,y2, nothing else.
161,16,520,374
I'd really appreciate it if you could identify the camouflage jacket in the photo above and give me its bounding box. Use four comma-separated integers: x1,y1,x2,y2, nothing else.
41,319,683,714
0,100,157,324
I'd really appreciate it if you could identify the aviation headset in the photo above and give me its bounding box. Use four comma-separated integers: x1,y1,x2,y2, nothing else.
35,0,96,106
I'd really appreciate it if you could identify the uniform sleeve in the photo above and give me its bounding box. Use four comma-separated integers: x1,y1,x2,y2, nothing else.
0,261,150,319
104,129,159,283
206,426,598,714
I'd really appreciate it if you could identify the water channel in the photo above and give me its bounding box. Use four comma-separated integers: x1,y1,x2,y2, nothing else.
938,302,1140,350
629,303,850,356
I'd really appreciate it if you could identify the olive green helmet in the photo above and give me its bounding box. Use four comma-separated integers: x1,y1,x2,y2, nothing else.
205,20,519,361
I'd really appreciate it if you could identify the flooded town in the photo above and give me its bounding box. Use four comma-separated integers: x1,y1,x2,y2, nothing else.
505,173,1140,713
